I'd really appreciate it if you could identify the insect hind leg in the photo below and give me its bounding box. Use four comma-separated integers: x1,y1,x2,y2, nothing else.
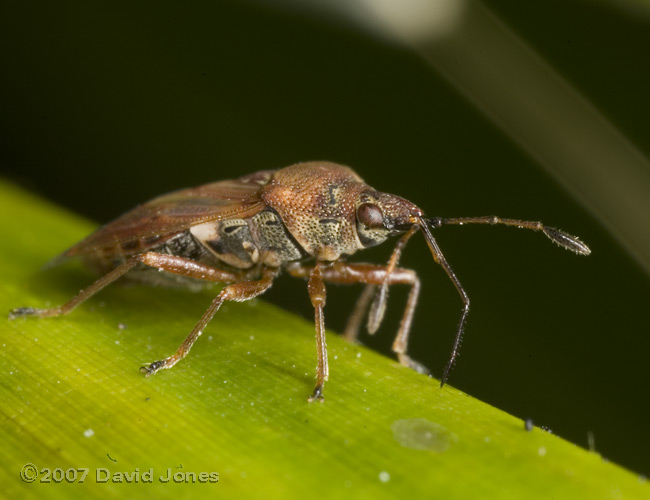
9,257,143,320
9,252,241,320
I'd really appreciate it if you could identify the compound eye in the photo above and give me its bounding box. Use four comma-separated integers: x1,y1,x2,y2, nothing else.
357,203,384,229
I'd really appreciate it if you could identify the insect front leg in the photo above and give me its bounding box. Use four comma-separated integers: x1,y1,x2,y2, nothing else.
322,262,426,375
9,253,242,320
142,266,278,377
342,284,376,342
366,226,419,336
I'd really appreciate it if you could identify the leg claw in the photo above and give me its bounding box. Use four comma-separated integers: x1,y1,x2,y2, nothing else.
9,307,39,320
398,354,430,375
308,384,325,403
140,360,166,377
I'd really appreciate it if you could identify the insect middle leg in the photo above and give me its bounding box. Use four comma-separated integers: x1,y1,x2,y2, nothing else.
142,266,278,376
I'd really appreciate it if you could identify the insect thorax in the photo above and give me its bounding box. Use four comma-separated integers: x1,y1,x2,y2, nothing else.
189,210,305,269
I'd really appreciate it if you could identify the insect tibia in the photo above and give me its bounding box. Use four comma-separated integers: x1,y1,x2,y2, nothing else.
542,227,591,256
367,287,387,334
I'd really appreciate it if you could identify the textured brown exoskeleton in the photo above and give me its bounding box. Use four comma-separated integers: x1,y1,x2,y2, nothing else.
9,162,591,401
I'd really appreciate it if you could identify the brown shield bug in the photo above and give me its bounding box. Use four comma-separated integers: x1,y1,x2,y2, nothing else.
9,161,590,401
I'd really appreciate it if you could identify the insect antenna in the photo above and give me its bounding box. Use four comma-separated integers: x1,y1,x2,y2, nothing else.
416,217,470,388
419,215,590,388
427,216,591,256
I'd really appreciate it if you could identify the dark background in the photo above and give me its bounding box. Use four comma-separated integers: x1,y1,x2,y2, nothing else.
2,1,649,475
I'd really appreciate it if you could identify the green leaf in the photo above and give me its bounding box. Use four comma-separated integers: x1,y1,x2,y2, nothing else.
1,179,647,499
